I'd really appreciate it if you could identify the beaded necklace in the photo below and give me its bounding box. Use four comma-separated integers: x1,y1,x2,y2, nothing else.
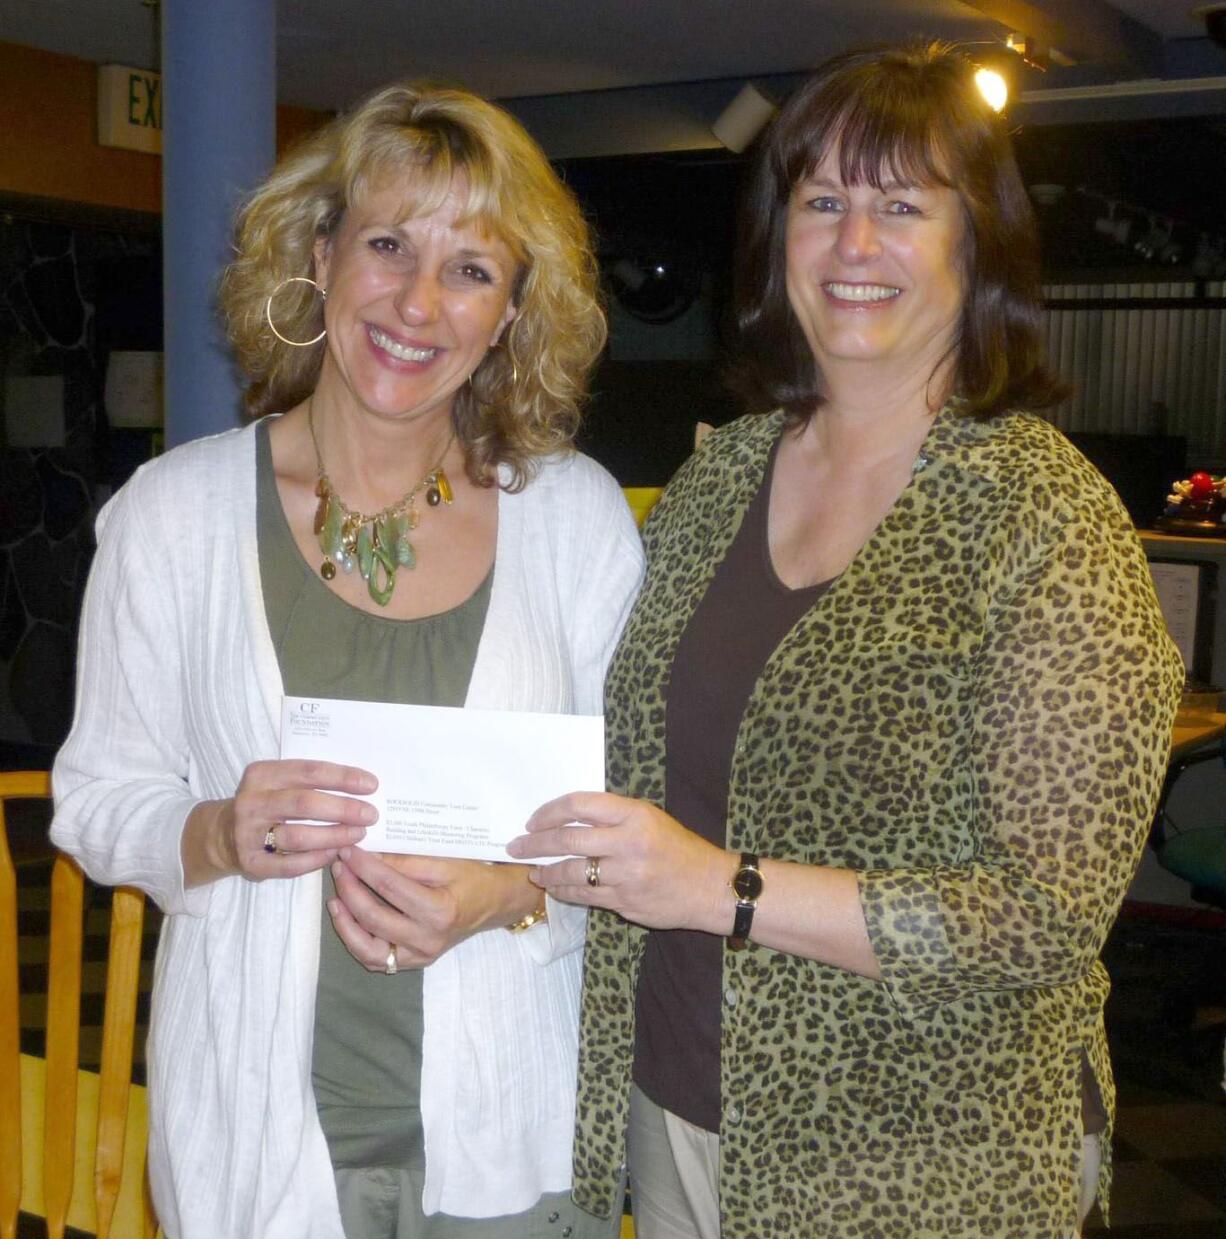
309,404,455,606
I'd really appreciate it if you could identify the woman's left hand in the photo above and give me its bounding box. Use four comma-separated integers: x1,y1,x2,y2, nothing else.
327,848,529,970
507,792,733,934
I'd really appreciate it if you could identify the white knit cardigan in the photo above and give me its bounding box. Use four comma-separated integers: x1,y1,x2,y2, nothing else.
51,422,644,1239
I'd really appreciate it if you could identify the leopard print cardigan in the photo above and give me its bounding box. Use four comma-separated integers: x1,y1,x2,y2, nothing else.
571,407,1184,1238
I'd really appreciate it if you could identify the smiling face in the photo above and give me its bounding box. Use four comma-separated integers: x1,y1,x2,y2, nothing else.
784,145,967,389
312,175,518,429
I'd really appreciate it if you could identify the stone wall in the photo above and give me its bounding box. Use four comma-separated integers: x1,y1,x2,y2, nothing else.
0,212,158,758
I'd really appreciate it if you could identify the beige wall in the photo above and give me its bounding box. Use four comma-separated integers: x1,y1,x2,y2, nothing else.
0,41,328,215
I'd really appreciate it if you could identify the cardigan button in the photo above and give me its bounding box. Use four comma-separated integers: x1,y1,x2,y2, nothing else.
723,985,738,1008
727,1102,743,1124
548,1212,559,1223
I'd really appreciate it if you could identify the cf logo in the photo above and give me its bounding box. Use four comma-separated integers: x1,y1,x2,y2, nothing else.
299,702,320,714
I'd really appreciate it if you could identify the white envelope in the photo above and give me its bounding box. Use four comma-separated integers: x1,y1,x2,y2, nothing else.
279,695,603,862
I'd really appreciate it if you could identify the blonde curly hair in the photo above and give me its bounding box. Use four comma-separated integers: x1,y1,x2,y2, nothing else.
218,81,606,489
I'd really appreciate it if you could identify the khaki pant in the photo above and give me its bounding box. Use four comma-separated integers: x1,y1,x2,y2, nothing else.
626,1086,720,1239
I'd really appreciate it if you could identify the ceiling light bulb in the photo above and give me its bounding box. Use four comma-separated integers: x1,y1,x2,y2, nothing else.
975,67,1008,112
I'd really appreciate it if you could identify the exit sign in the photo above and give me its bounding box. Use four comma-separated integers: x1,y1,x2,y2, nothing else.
98,64,162,154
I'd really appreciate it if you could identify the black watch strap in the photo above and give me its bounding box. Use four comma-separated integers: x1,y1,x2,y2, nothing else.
728,851,762,951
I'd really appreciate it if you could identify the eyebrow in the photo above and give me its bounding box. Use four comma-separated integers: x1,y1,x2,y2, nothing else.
368,224,508,262
453,246,504,263
798,175,923,192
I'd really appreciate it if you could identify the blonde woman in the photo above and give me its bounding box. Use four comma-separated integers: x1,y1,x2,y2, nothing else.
53,83,642,1239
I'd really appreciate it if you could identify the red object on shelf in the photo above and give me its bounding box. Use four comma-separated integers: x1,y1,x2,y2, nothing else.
1188,471,1216,501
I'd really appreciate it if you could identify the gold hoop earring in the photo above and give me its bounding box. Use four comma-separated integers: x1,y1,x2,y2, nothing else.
265,276,327,348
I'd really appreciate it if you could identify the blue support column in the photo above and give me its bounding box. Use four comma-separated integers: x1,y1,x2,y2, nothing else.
161,0,275,446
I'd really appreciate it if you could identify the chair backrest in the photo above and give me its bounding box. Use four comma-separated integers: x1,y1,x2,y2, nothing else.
623,487,663,530
1149,745,1226,909
0,770,156,1239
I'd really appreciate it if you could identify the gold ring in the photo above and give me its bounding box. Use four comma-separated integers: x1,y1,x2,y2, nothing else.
585,857,601,888
385,946,399,976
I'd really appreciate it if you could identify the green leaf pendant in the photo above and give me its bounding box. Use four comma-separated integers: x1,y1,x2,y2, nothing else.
367,543,397,605
356,524,373,580
320,495,344,560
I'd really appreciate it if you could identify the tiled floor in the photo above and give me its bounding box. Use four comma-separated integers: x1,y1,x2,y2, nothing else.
11,838,1226,1237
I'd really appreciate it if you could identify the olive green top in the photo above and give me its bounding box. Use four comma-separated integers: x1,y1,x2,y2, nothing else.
255,419,491,1169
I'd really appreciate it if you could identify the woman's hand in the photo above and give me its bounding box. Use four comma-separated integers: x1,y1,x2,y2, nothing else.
327,849,539,971
507,792,735,935
182,759,377,887
511,793,882,975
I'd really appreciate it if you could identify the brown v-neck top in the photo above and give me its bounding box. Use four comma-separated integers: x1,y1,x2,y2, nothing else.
632,433,832,1133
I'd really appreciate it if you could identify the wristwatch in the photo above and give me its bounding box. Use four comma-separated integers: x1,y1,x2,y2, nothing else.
727,852,763,951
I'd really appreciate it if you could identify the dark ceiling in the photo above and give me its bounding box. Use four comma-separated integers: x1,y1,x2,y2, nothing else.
2,0,1226,148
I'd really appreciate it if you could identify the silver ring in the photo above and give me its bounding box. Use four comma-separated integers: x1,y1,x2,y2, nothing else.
263,827,278,855
385,946,399,976
585,857,601,888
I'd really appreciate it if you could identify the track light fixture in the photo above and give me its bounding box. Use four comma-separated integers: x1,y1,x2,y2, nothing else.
711,83,777,153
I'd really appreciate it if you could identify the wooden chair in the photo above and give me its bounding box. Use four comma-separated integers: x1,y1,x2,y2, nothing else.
0,770,156,1239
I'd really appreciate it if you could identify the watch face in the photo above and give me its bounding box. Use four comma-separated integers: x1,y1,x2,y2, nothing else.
733,866,763,902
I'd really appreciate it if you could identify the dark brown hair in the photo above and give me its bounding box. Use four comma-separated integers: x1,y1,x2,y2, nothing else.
731,41,1066,420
